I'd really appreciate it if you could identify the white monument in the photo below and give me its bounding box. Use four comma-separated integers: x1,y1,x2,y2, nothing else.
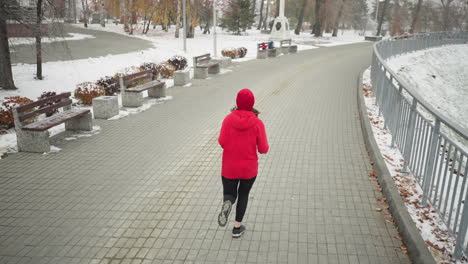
269,0,290,40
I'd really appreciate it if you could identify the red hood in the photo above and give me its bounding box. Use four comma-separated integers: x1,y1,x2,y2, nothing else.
228,110,258,131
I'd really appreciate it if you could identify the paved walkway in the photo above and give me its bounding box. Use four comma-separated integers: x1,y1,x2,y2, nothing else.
0,44,411,264
10,24,153,64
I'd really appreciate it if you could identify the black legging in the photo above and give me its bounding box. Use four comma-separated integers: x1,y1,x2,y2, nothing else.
221,176,257,222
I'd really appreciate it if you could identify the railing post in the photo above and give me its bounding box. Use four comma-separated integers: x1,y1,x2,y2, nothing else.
421,119,441,206
402,98,418,173
454,189,468,259
391,84,404,148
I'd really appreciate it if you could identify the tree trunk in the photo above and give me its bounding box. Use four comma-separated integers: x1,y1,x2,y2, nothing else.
441,0,454,31
129,0,134,35
294,0,307,35
332,0,345,37
81,0,88,27
275,0,279,17
36,0,43,80
175,0,181,37
203,21,210,34
257,0,264,30
122,0,129,32
142,15,147,34
72,0,77,23
0,10,16,90
144,14,152,34
376,0,389,36
410,0,423,33
313,0,324,37
100,0,106,27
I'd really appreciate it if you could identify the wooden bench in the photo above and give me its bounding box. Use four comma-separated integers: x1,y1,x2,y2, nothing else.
280,39,298,53
257,41,278,59
12,92,93,153
119,69,166,107
193,53,220,79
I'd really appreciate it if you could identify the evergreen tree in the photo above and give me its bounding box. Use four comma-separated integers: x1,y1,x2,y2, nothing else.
221,0,255,34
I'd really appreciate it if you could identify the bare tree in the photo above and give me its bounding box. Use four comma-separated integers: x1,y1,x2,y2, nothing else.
376,0,389,36
257,0,264,29
294,0,308,34
332,0,346,36
410,0,423,33
81,0,88,27
0,3,16,90
441,0,455,30
35,0,44,80
312,0,325,37
99,0,105,27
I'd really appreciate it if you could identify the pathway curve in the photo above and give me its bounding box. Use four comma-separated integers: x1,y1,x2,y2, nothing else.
10,24,153,64
0,43,411,264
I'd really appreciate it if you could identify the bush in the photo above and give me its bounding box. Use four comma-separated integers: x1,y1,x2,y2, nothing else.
0,96,34,129
38,91,58,117
167,55,188,71
222,47,247,58
96,76,119,96
74,82,105,105
221,48,238,59
238,47,247,58
156,62,176,78
115,66,142,77
140,62,159,80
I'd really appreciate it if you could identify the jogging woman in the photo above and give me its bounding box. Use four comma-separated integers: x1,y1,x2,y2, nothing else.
217,89,269,238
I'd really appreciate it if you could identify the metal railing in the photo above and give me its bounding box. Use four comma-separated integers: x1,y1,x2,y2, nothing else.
371,31,468,258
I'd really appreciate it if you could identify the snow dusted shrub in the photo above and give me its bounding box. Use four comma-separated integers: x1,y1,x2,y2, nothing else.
221,48,238,59
167,56,188,71
156,62,176,78
237,47,247,58
140,63,159,80
96,76,119,96
0,96,34,129
37,91,59,117
74,82,105,105
115,66,142,77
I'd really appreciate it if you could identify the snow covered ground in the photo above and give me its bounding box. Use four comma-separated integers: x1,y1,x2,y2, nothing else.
386,44,468,132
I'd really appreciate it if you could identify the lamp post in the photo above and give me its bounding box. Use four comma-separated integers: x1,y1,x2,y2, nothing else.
183,0,187,52
213,0,217,57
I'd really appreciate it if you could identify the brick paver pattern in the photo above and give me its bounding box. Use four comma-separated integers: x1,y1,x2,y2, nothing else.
0,43,411,264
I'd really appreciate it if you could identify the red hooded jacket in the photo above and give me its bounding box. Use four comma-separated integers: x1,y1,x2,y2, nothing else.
218,110,269,179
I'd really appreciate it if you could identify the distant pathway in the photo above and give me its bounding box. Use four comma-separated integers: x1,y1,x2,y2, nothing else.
0,44,411,264
10,24,153,64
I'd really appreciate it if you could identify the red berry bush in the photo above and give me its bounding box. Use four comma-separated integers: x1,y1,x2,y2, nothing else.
0,96,34,129
74,82,105,105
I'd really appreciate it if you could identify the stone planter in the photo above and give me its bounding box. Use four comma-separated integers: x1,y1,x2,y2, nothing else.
194,67,209,79
212,57,232,68
148,82,166,98
92,96,119,119
280,46,290,54
257,50,268,59
174,69,191,86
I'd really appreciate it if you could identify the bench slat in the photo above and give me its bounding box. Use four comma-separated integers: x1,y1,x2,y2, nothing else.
125,75,152,86
123,70,152,81
22,109,90,131
15,92,71,113
126,80,164,93
19,99,73,122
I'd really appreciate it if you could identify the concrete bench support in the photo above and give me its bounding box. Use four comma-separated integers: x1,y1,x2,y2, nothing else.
281,46,290,54
16,130,50,153
257,50,268,59
65,112,93,131
212,57,232,68
268,48,278,57
148,83,166,98
208,64,220,74
194,67,209,79
92,96,119,119
289,45,298,53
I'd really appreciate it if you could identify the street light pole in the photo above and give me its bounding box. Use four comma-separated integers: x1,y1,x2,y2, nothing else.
213,0,217,57
183,0,187,52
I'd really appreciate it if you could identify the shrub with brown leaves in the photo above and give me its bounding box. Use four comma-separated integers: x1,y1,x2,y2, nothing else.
74,82,105,105
0,96,34,128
